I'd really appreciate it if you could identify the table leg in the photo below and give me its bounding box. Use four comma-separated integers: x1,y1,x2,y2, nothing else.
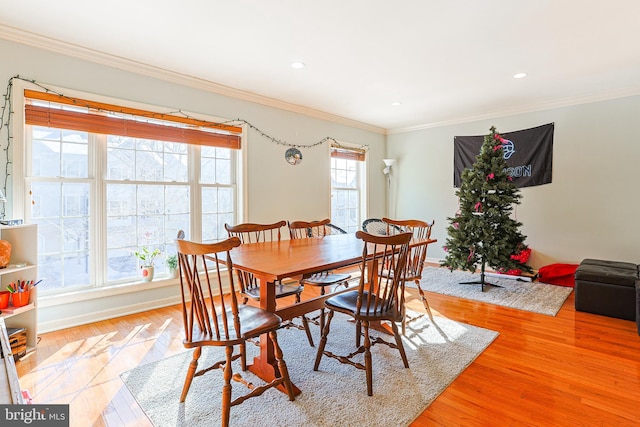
246,275,302,396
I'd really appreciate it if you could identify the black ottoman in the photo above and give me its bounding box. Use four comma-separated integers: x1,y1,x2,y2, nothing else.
636,280,640,335
574,259,638,321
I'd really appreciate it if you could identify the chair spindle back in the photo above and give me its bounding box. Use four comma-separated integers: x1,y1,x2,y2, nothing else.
382,218,434,280
289,218,347,239
175,236,242,343
355,230,412,318
225,221,286,244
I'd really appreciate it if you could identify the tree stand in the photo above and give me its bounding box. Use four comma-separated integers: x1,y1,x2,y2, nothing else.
459,258,501,292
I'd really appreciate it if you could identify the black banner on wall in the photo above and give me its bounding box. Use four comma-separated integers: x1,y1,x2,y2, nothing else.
453,123,554,188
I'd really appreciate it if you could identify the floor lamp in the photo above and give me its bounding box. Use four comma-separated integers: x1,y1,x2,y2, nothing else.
382,159,396,218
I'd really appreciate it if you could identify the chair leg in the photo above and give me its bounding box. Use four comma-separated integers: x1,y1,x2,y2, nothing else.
221,346,234,427
363,320,373,396
269,330,296,401
240,342,247,371
355,320,362,347
318,286,327,333
294,292,315,347
415,279,434,321
301,315,314,347
318,308,326,333
180,347,201,402
314,310,334,371
391,320,409,369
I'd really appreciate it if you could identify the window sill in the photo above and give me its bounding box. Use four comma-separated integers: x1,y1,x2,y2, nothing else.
38,276,180,309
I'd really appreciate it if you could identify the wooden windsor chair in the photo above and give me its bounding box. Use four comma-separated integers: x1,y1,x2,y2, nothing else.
225,221,314,346
382,217,436,333
287,219,352,344
313,230,412,396
175,234,295,427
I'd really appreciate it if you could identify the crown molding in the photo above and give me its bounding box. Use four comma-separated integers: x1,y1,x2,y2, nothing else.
0,24,386,135
387,87,640,135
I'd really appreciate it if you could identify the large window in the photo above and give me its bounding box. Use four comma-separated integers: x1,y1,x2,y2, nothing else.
330,144,366,233
23,89,242,294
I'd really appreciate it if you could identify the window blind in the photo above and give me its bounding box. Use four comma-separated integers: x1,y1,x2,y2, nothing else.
330,143,366,161
24,89,242,149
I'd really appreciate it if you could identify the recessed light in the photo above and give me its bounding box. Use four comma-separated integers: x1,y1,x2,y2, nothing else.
291,62,305,69
513,72,528,79
391,102,402,106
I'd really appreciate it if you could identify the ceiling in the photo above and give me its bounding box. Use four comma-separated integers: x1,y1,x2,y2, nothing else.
1,1,639,132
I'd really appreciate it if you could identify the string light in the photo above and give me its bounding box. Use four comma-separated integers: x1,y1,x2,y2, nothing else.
0,75,370,214
0,77,15,219
224,118,360,150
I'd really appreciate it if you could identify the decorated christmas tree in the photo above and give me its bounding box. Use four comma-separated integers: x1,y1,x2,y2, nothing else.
441,126,532,290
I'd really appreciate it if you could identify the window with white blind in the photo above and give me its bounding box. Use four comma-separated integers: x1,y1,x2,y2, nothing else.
23,90,243,294
330,144,366,233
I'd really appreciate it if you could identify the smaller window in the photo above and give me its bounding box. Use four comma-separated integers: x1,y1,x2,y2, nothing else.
330,144,366,233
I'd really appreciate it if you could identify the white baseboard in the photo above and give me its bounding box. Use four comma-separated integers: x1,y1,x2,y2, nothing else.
38,295,182,334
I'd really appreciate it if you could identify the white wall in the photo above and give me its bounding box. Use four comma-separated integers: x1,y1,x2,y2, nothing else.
387,95,640,269
0,38,386,331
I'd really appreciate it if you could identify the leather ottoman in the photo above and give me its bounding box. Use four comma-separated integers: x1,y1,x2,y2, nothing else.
574,259,638,321
637,280,640,335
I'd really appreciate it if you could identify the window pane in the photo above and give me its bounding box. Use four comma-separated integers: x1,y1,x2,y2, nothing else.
32,127,88,178
202,147,232,184
63,217,89,252
32,181,91,291
32,182,61,218
164,151,188,182
202,186,234,243
106,183,190,282
138,185,164,215
107,248,137,282
107,147,135,181
136,150,163,181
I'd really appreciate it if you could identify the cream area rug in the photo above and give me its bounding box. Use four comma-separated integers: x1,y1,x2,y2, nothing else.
420,267,573,316
121,312,498,427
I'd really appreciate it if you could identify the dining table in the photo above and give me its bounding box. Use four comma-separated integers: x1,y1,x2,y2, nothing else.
226,231,436,395
227,232,362,394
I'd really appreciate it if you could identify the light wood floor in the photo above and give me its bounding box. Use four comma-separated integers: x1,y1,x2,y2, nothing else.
14,278,640,427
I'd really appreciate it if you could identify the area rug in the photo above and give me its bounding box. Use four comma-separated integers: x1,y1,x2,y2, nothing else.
420,267,573,316
121,312,498,427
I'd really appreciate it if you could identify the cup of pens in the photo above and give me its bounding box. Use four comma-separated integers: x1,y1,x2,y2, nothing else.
7,279,40,308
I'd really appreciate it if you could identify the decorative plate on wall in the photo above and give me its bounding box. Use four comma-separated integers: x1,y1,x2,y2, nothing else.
285,148,302,165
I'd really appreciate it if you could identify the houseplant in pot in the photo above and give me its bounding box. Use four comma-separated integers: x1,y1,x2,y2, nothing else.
166,254,178,278
134,246,161,282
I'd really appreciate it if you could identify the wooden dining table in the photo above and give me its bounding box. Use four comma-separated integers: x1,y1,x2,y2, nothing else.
227,232,436,395
227,233,363,394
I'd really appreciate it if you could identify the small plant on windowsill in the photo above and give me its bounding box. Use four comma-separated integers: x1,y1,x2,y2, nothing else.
134,246,161,282
166,254,179,278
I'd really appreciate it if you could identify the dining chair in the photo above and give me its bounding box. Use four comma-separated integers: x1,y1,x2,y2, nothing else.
382,218,435,331
313,230,412,396
287,219,352,342
225,221,314,346
175,234,295,427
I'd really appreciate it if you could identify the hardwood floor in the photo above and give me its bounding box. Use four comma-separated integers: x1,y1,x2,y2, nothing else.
14,281,640,427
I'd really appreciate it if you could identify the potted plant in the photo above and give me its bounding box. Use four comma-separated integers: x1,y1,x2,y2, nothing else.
134,246,161,282
166,254,179,278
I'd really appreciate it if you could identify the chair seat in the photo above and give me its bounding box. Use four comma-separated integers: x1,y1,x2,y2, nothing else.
325,290,403,322
188,305,283,345
302,272,351,286
243,282,304,301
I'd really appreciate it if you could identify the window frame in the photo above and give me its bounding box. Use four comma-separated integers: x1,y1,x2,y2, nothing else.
330,142,367,233
12,80,246,295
